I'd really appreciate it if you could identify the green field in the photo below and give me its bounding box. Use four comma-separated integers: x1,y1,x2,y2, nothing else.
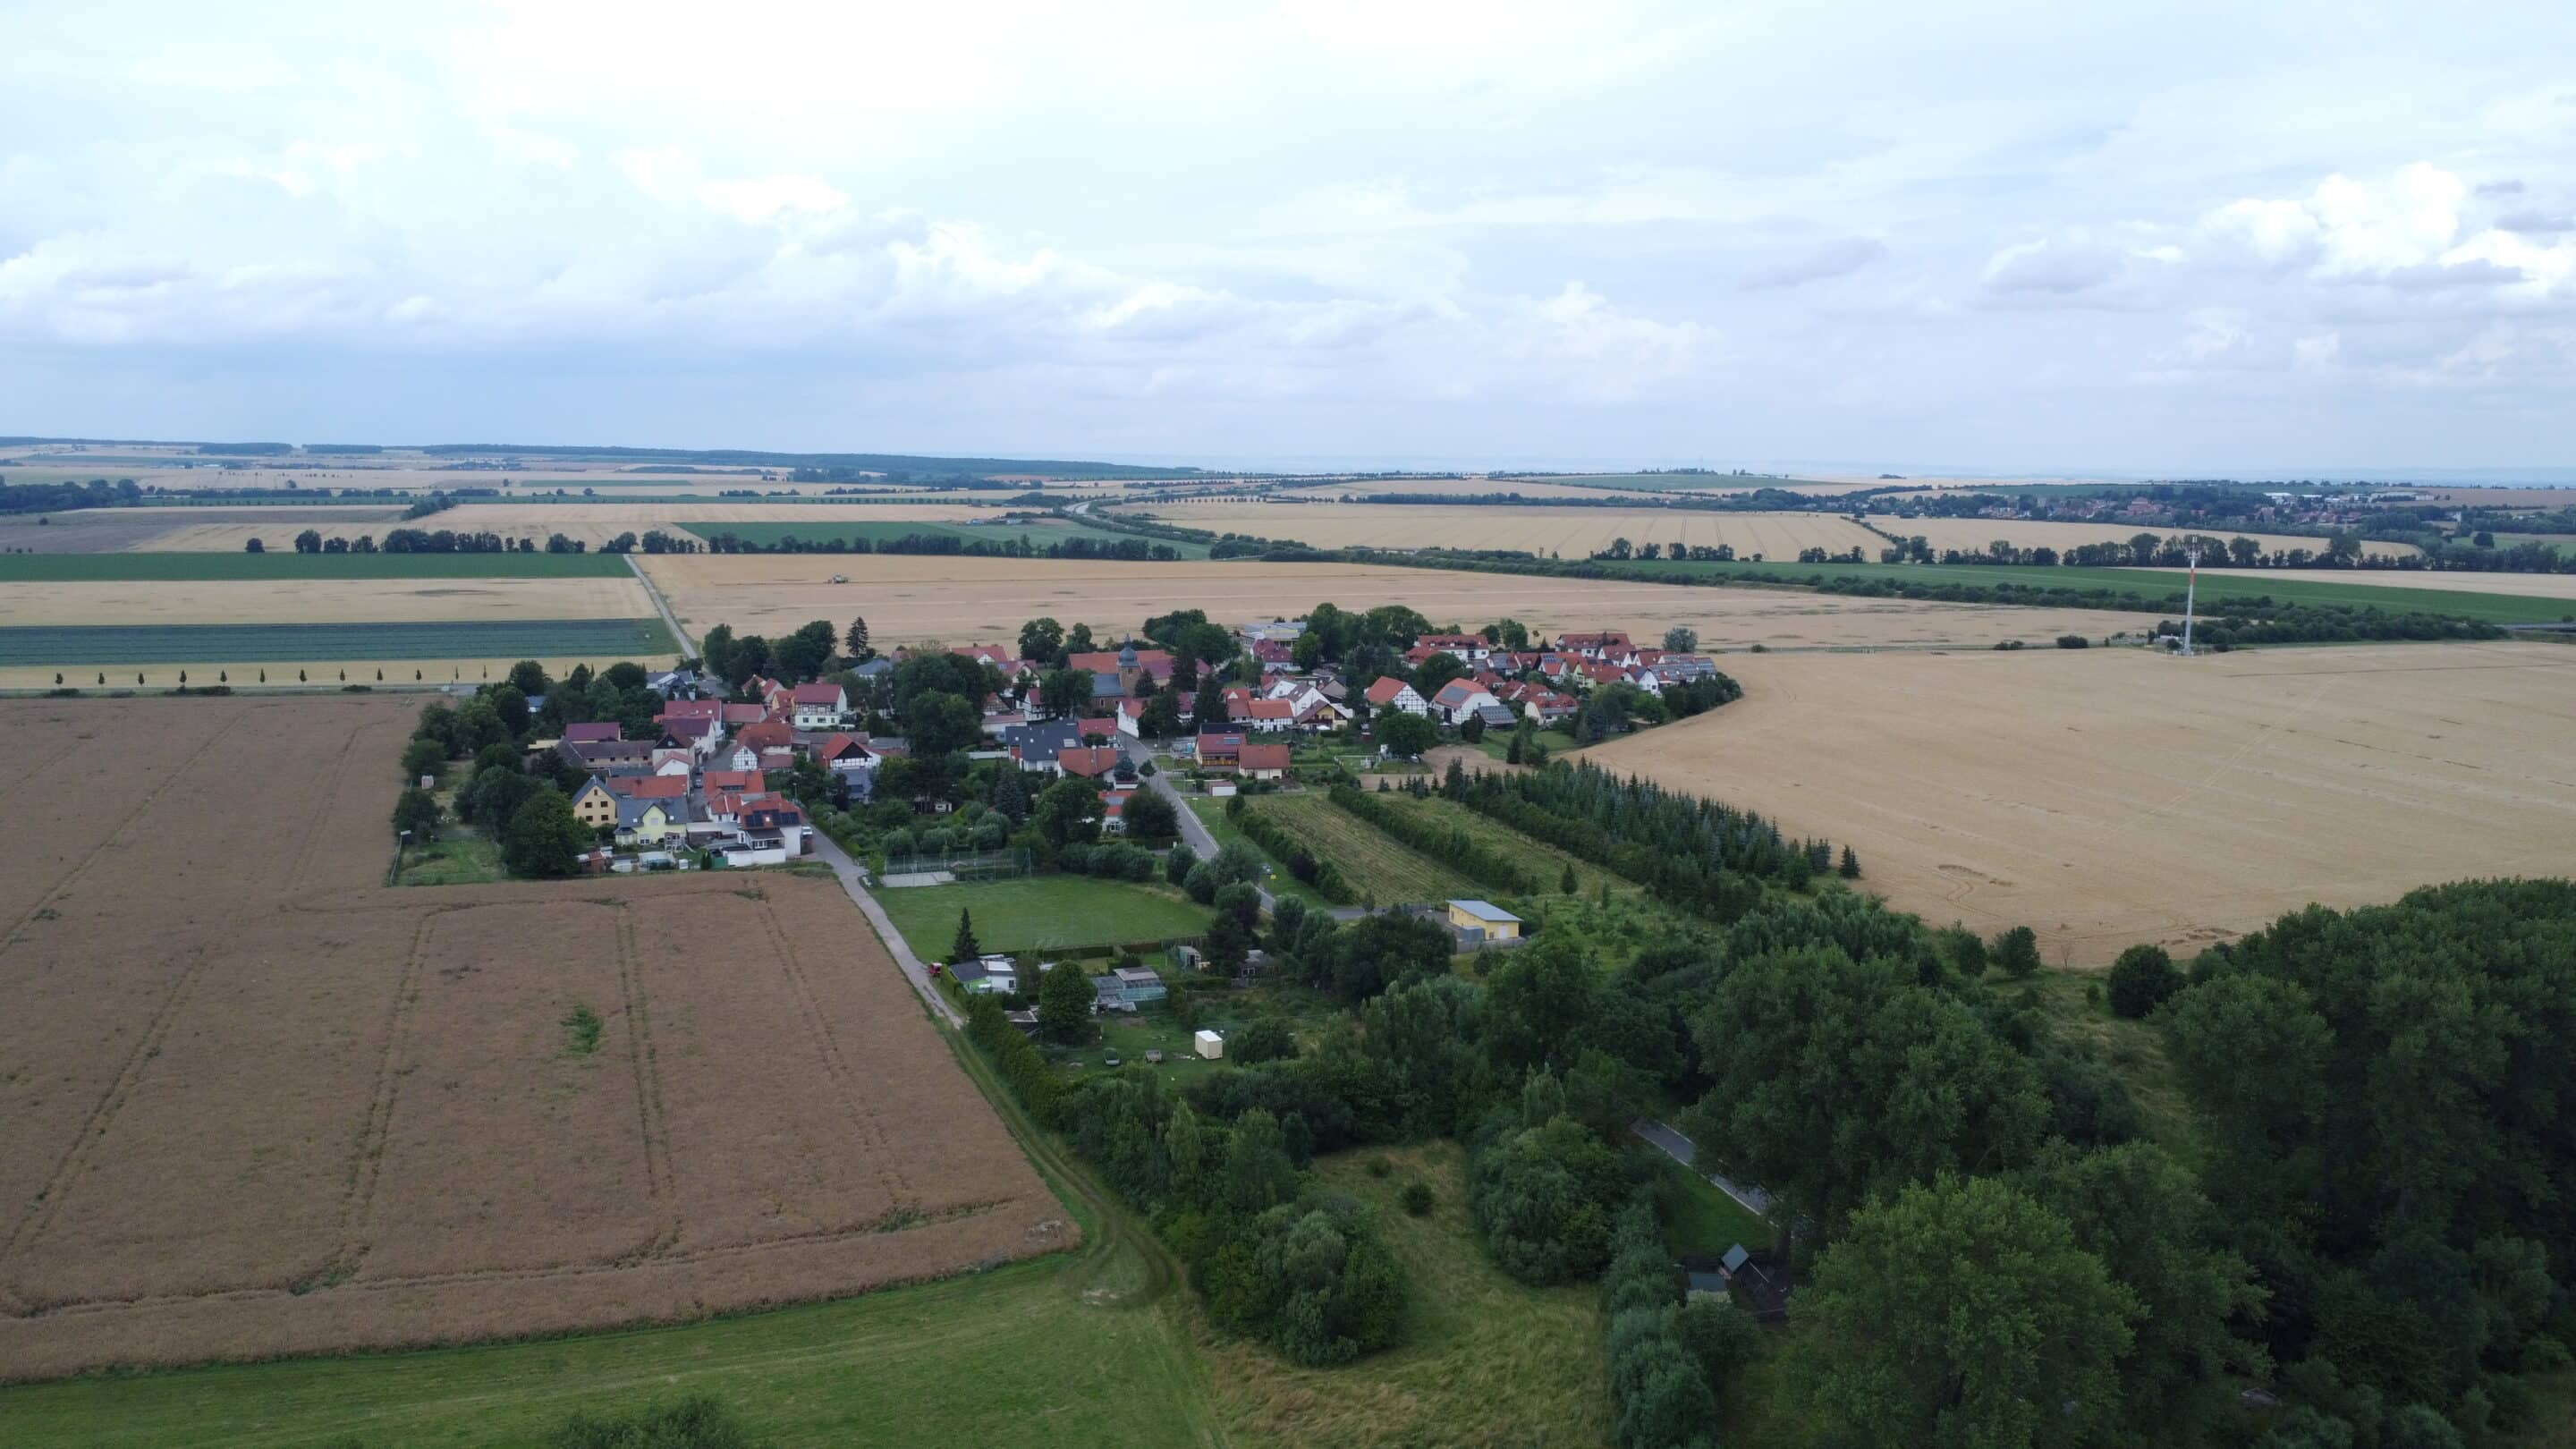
680,518,1209,558
389,831,504,886
877,875,1211,956
1369,792,1626,898
0,618,678,666
1210,1142,1612,1449
1596,556,2574,624
0,552,631,580
1241,793,1479,904
1184,797,1338,910
1657,1156,1776,1257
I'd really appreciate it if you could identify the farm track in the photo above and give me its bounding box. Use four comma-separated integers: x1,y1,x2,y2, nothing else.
612,906,682,1254
337,912,435,1266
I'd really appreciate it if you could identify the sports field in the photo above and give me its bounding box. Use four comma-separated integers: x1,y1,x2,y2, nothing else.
1863,514,2418,560
0,552,630,580
1581,642,2576,962
0,696,1063,1383
1124,503,1882,559
642,555,2172,653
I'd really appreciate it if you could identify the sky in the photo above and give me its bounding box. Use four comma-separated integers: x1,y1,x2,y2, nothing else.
3,1,2573,476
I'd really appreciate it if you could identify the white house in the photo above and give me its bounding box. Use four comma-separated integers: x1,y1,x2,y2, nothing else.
1428,679,1502,726
1364,676,1430,716
788,682,849,730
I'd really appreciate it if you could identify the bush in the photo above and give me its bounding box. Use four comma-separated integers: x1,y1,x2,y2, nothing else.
1401,1182,1436,1216
546,1394,767,1449
2106,943,2183,1019
2056,634,2091,648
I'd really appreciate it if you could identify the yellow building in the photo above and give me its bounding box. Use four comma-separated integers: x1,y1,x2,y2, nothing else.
571,778,620,831
1446,900,1522,941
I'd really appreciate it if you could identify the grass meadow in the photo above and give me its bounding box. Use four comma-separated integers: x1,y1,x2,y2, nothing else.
0,617,677,666
1238,793,1479,904
878,875,1213,957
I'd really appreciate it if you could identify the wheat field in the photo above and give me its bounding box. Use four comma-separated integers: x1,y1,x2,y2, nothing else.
1119,503,1885,558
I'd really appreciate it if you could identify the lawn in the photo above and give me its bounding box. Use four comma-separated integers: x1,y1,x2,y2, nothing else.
1238,793,1479,905
390,831,504,886
1184,797,1336,910
0,552,631,580
1597,556,2575,625
0,618,678,666
877,874,1211,957
1205,1142,1614,1449
1657,1156,1775,1257
1467,727,1579,763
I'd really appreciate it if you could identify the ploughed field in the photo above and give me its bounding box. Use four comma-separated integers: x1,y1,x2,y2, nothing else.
0,697,1065,1381
1580,642,2576,963
642,555,2171,652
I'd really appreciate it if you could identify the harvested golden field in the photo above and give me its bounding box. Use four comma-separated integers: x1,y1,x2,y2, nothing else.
1581,642,2576,963
0,696,1063,1380
645,554,2168,651
2190,567,2576,600
0,576,652,627
1276,479,1665,501
142,502,1019,552
1865,514,2418,559
1123,503,1883,559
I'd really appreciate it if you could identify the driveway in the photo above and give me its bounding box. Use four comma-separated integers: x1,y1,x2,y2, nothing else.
810,831,962,1029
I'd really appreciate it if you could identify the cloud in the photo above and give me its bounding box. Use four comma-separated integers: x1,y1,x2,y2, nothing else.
1981,238,2123,295
2477,179,2527,196
1739,238,1885,291
2496,209,2574,234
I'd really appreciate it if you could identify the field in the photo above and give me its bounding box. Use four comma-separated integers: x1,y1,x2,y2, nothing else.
1580,642,2576,962
1368,792,1629,899
1184,798,1339,910
0,508,405,554
876,876,1214,956
1863,514,2419,559
1121,503,1884,559
681,516,1207,557
1595,555,2575,625
1207,1142,1611,1449
0,552,631,580
642,555,2174,653
1239,793,1479,904
0,696,1063,1382
0,618,674,669
136,502,1020,552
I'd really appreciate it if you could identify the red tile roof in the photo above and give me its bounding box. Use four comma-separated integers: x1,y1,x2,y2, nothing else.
704,768,764,793
1238,742,1292,772
1057,746,1123,778
735,722,792,750
609,774,689,800
814,732,869,762
1364,677,1413,705
563,722,621,743
791,682,843,706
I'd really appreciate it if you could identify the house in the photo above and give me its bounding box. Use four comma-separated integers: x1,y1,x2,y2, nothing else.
1653,654,1720,684
1555,631,1633,661
1075,716,1118,741
1416,632,1491,663
735,720,792,756
1428,679,1502,726
1238,741,1292,781
1195,731,1245,768
1117,698,1147,738
646,668,700,699
947,956,1020,995
715,740,761,774
658,716,720,760
614,796,685,848
1099,788,1138,834
1471,701,1515,732
1094,965,1168,1012
1364,677,1430,716
1235,698,1294,732
957,644,1031,681
851,657,894,682
560,737,655,776
1240,621,1305,643
1003,719,1084,773
605,773,689,801
788,682,848,730
649,751,693,778
1057,745,1122,780
1249,639,1294,672
1294,699,1351,732
704,767,765,794
812,733,871,770
563,722,622,745
1446,899,1524,944
570,777,620,830
657,698,722,728
720,700,767,729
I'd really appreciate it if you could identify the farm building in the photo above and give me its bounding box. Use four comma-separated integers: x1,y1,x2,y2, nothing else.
1446,899,1523,944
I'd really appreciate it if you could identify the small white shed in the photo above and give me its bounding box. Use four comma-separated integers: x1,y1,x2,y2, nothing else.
1193,1029,1224,1060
